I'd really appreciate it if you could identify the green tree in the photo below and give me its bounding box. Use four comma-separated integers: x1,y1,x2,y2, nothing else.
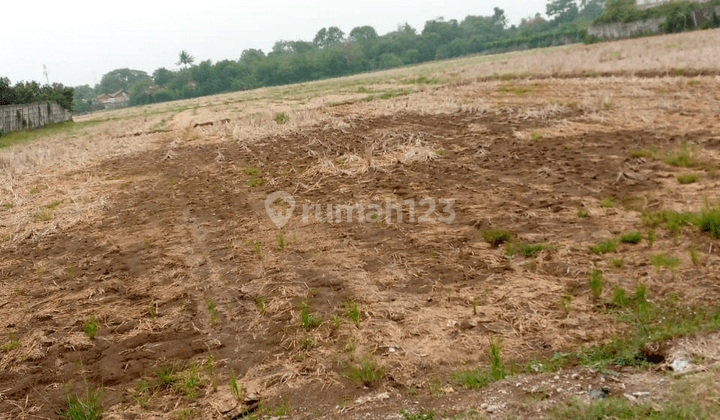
597,0,637,23
98,68,149,94
313,26,345,48
176,50,195,69
546,0,580,23
349,25,378,43
378,53,403,69
491,7,509,28
72,84,95,113
579,0,606,20
152,67,175,87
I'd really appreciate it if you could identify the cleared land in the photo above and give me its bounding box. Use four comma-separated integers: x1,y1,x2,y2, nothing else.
1,29,720,420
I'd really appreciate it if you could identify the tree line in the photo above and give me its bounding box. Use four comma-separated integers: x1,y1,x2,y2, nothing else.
73,0,605,111
8,0,718,114
0,78,74,111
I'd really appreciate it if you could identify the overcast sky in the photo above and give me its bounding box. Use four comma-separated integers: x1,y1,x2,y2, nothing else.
2,0,550,88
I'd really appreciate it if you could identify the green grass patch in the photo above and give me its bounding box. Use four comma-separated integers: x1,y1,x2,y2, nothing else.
401,75,445,85
698,206,720,238
628,147,656,158
577,207,589,218
619,231,642,244
345,299,360,327
83,315,98,339
589,268,604,299
506,242,551,257
273,112,290,124
205,299,218,326
676,172,700,184
453,337,506,389
650,253,679,269
1,331,19,352
0,120,102,149
246,177,264,187
149,119,169,133
498,83,543,95
663,142,699,167
299,301,322,329
342,356,384,386
589,239,617,254
58,385,104,420
399,409,436,420
482,228,512,247
600,197,615,208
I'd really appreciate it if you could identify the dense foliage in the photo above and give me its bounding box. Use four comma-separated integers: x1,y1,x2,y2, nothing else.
594,0,720,24
115,2,604,107
0,78,74,111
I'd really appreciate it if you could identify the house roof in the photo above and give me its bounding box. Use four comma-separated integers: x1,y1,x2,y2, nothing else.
109,90,128,98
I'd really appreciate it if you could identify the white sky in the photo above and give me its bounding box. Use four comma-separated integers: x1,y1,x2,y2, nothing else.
1,0,549,87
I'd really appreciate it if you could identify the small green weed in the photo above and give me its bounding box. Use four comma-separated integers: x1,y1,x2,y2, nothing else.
399,409,436,420
600,197,615,208
299,301,322,329
612,287,628,307
650,253,679,269
664,142,698,167
300,335,313,349
246,178,264,187
1,331,19,352
689,247,702,266
229,368,243,401
560,292,572,312
482,228,512,247
647,229,656,247
698,206,720,238
205,299,218,325
453,337,506,389
345,299,360,327
83,315,98,339
589,268,604,299
612,258,625,268
255,296,265,314
58,386,104,420
629,147,655,158
273,112,290,125
276,230,285,250
342,356,384,386
577,207,589,218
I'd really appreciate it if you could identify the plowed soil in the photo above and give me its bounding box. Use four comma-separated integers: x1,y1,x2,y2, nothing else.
1,60,720,419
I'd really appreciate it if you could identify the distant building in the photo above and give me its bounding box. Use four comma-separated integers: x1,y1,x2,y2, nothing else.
94,90,130,110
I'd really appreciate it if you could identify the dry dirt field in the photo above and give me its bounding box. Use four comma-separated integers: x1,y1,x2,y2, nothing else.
1,29,720,419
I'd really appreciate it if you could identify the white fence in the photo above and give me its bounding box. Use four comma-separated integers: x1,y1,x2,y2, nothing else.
0,102,73,133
